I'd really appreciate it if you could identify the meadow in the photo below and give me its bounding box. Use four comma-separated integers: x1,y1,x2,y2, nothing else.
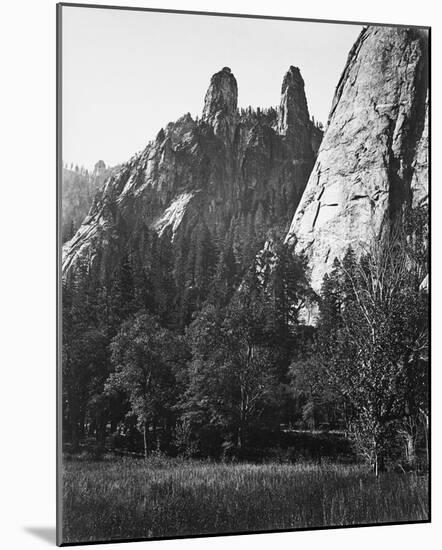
62,455,429,544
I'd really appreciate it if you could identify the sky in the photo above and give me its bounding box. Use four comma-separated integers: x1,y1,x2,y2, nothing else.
61,6,362,170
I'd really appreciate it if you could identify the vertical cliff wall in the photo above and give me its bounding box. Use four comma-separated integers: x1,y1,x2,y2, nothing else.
285,26,429,294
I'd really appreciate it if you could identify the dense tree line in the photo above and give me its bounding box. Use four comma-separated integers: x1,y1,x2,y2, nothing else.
62,208,428,473
316,212,429,474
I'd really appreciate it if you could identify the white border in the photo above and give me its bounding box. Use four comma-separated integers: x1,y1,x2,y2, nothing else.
0,1,439,548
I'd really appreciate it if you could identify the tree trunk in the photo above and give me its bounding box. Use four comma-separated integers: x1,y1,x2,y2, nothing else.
153,419,160,451
143,422,149,459
404,432,417,467
402,415,418,468
78,408,86,443
420,411,429,469
69,402,80,452
96,415,106,447
238,386,246,449
372,435,380,477
373,451,385,477
237,424,243,449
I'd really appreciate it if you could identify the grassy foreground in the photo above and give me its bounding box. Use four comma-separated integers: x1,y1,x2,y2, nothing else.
62,456,429,543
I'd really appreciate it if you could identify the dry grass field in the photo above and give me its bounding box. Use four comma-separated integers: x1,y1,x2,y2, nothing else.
62,455,429,544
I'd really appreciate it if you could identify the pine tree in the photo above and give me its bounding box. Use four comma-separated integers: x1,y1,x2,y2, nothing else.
210,239,237,307
62,259,109,450
150,233,177,328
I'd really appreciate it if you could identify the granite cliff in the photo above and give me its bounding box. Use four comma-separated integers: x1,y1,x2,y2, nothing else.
285,26,429,297
62,66,321,280
63,26,428,328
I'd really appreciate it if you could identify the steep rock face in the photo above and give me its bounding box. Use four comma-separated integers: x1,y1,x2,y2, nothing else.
278,67,310,139
410,90,429,208
310,124,323,156
286,26,429,295
63,67,322,280
278,66,316,190
202,66,238,143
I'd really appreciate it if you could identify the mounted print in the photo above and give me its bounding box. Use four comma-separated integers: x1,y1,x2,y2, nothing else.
57,2,430,545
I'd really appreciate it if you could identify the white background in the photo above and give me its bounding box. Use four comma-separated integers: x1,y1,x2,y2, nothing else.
0,0,439,548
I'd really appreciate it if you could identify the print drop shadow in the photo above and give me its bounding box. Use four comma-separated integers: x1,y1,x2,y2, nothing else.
24,526,56,545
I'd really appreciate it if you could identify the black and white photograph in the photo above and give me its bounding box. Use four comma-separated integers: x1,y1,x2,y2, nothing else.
57,3,429,546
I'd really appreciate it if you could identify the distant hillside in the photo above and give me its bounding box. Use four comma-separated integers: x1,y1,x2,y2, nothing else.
61,160,114,243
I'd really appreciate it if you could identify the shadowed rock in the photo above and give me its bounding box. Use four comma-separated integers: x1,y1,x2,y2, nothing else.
62,66,321,281
202,67,238,142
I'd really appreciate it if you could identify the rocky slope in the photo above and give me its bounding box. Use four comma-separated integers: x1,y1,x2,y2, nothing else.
285,26,429,297
62,160,113,242
62,66,321,279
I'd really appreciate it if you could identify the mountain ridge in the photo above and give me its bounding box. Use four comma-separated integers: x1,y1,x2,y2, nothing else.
62,66,321,284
